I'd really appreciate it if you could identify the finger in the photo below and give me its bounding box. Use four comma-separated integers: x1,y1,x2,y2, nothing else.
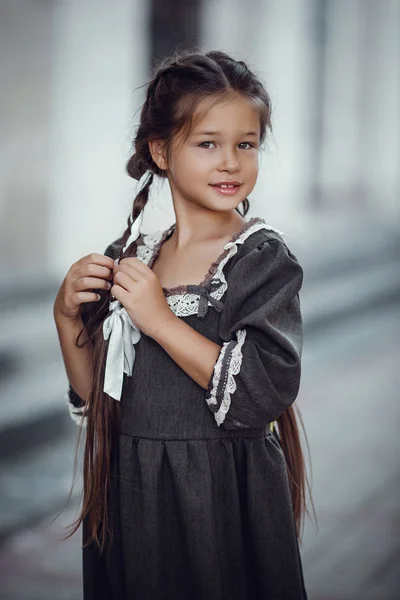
109,284,130,307
119,257,150,275
81,253,116,269
78,263,113,281
74,290,102,304
116,261,148,282
75,276,112,292
113,270,138,292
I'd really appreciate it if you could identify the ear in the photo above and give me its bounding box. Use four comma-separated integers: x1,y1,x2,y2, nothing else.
148,140,168,171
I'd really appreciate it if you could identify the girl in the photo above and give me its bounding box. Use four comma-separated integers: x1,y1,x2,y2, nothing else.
54,49,313,599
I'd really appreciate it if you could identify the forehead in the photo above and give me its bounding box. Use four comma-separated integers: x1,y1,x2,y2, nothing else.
190,94,261,136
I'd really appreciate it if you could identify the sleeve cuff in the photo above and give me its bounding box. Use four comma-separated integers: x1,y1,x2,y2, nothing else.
205,328,247,426
65,386,87,427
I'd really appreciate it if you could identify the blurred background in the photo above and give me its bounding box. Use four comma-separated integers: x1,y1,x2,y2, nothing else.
0,0,399,598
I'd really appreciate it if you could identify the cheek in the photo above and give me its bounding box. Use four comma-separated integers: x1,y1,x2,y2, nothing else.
241,152,259,175
177,150,210,177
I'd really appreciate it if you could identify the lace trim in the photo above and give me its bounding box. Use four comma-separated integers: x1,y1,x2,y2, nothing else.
161,217,263,296
136,229,167,265
65,389,87,428
136,218,285,317
210,221,284,303
165,292,201,317
205,341,230,407
206,329,247,426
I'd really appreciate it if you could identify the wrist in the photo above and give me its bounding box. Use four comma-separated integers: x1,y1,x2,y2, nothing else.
149,311,177,342
54,307,82,329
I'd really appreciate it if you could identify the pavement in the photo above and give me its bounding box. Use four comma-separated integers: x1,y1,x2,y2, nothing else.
300,303,400,599
0,208,399,598
0,301,399,599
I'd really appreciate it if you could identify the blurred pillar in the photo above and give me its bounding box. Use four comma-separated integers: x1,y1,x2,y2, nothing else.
0,1,53,271
138,0,203,231
309,0,329,210
48,0,150,276
317,0,363,209
200,0,316,230
360,0,400,222
150,0,201,68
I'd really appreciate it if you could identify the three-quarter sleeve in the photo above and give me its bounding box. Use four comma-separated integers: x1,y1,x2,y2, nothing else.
65,238,121,426
205,236,304,430
65,383,87,426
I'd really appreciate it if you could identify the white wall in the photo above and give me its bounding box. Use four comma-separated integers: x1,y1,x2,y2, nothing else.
200,0,400,234
48,0,150,276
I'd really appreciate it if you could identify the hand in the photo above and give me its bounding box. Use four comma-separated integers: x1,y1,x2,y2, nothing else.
54,253,115,322
111,257,174,337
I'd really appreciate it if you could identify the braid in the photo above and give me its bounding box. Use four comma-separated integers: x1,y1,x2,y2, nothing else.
116,170,154,263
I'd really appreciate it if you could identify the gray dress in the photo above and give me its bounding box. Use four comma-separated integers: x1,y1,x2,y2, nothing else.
67,215,308,599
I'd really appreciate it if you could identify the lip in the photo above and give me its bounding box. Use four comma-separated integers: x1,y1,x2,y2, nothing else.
210,182,243,196
210,181,242,186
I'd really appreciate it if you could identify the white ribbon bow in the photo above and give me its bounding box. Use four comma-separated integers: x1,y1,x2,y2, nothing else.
102,169,152,400
103,301,141,400
121,208,144,255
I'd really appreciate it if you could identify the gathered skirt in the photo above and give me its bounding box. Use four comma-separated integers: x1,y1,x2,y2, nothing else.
82,425,308,600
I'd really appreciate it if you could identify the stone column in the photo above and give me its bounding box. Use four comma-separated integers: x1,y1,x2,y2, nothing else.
317,0,363,207
359,0,400,222
48,0,150,276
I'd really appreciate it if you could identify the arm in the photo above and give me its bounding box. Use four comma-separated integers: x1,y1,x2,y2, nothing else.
54,241,118,423
54,311,93,404
152,315,222,390
207,237,304,429
152,236,303,430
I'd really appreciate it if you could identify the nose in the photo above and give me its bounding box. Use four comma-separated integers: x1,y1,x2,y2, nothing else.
218,147,240,172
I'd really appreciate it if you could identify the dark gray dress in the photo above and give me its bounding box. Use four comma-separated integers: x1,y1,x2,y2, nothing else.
67,216,308,599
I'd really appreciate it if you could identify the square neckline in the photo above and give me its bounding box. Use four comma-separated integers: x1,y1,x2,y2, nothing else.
146,216,265,297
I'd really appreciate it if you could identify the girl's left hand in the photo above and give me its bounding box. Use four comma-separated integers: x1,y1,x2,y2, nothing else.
111,257,173,338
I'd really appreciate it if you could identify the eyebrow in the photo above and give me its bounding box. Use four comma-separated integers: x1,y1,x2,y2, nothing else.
192,130,259,137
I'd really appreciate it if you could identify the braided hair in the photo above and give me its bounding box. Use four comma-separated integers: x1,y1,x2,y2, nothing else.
67,49,280,554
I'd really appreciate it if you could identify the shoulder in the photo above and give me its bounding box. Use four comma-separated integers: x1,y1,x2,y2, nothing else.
234,216,291,253
223,218,304,296
224,216,299,273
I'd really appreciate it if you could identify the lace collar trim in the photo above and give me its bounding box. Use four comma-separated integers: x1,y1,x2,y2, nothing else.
137,216,282,298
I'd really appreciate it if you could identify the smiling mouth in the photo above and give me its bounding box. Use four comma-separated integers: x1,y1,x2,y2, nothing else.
210,183,242,189
209,183,243,196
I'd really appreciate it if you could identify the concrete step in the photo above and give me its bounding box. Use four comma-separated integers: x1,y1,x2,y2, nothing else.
0,360,69,459
303,256,400,334
0,254,399,463
0,238,399,541
0,289,398,544
0,429,82,543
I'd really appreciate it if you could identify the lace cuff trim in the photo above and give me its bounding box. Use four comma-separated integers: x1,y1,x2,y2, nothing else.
65,389,87,428
205,329,247,426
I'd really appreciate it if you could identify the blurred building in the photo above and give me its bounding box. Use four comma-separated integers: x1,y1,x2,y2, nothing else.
0,0,398,277
0,2,399,591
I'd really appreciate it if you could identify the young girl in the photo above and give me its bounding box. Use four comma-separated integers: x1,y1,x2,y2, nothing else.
54,49,312,599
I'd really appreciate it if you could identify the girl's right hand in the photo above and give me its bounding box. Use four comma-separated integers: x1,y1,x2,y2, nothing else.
53,253,116,322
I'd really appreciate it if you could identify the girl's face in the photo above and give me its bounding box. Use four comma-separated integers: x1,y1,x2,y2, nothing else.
158,93,261,214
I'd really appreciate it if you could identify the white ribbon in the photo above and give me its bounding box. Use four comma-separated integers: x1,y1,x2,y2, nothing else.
102,171,152,400
122,209,144,254
103,301,141,400
120,170,152,255
137,168,153,192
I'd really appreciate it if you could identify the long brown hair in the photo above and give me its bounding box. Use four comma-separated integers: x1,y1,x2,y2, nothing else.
64,48,316,553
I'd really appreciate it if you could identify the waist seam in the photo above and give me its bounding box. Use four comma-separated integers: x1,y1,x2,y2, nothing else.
120,427,275,441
